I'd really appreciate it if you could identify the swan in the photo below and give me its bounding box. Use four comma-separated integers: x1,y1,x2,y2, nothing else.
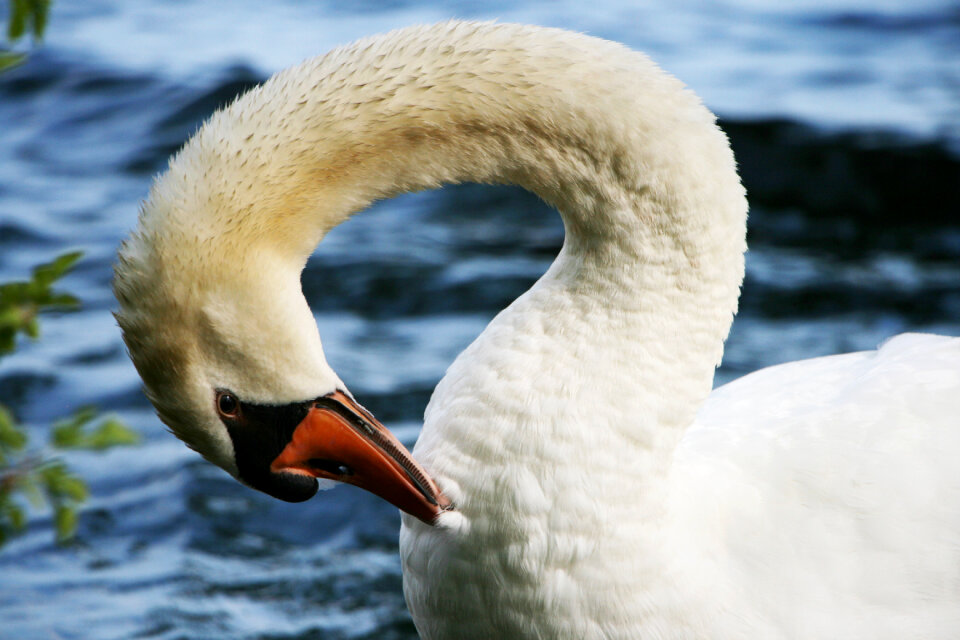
113,21,960,639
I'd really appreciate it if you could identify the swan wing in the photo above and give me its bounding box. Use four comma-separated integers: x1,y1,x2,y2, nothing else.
672,333,960,635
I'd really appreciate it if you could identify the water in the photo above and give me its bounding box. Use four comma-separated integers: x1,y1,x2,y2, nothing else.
1,2,958,638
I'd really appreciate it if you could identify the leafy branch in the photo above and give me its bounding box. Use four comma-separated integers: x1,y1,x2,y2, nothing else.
0,251,80,352
0,253,138,546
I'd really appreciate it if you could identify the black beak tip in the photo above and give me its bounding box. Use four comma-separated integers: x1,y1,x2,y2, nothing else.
256,470,319,503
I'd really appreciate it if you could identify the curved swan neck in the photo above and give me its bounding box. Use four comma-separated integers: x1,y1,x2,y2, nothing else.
158,22,744,264
126,21,746,451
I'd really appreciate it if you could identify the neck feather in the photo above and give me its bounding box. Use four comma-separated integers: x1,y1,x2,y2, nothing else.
121,21,746,470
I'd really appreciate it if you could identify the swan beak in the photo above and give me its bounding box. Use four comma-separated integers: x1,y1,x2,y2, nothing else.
271,391,451,525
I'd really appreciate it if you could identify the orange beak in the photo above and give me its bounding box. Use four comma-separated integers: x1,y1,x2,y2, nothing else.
270,391,451,525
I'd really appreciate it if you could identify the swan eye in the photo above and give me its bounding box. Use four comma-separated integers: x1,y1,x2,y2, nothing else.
216,391,240,418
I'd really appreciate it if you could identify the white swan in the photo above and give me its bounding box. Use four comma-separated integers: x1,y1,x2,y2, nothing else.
114,21,960,639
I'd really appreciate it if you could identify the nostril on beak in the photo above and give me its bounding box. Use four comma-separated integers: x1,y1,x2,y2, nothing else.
307,458,354,476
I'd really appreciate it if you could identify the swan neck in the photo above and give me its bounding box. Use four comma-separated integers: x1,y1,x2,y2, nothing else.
146,22,747,441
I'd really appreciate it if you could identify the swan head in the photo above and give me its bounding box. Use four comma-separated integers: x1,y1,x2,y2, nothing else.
113,163,449,524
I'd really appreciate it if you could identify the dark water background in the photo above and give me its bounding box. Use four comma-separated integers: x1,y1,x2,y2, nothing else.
1,2,958,638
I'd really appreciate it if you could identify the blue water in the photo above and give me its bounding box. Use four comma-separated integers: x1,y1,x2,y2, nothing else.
1,2,958,638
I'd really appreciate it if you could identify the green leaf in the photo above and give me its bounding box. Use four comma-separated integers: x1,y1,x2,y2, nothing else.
85,418,140,449
52,409,138,450
0,404,27,451
0,51,26,71
50,425,81,449
6,0,50,43
0,330,14,355
7,0,27,42
57,473,88,502
48,293,80,308
54,505,77,542
17,471,45,508
51,406,98,448
4,502,26,531
0,252,87,361
52,405,97,432
39,460,85,500
32,251,83,288
38,460,65,486
51,421,84,449
29,0,50,40
23,317,39,338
